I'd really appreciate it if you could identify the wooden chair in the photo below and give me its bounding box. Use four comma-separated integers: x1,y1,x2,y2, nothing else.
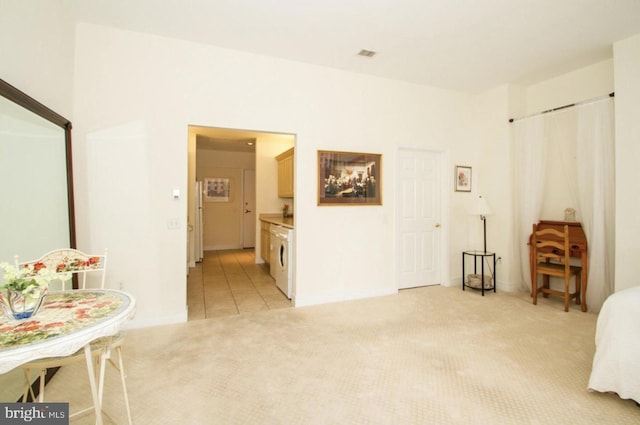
531,224,582,312
16,249,132,425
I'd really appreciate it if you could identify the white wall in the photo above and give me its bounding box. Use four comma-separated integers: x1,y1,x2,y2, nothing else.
196,149,255,250
613,34,640,292
0,0,75,118
466,85,514,290
71,23,475,325
255,135,296,214
525,60,614,116
255,134,295,261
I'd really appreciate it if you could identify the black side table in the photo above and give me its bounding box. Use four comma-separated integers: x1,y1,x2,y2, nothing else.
462,250,496,296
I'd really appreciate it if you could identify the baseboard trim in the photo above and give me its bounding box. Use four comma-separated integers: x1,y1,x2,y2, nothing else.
294,288,398,308
126,309,187,329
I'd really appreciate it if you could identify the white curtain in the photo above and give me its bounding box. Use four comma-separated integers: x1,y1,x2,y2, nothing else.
512,97,615,311
512,115,546,291
575,99,615,311
546,108,579,211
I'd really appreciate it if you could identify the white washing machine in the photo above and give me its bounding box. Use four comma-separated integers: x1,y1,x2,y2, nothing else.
269,224,294,299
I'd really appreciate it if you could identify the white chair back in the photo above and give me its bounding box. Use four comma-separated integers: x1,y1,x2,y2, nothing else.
15,248,108,290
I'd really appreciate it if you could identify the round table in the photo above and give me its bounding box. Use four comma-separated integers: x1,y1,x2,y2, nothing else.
0,289,136,424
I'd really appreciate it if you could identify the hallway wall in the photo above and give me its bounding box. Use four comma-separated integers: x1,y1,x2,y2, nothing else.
196,149,255,250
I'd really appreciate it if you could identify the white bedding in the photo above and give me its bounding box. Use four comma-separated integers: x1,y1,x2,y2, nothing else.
588,286,640,403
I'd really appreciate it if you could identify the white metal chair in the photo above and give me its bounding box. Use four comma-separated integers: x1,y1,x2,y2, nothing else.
16,248,132,425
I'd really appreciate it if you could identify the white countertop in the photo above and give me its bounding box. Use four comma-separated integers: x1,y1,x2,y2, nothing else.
259,214,294,229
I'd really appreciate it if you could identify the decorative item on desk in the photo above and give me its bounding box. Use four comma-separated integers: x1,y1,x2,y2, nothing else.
469,195,493,253
282,204,290,218
564,208,576,222
0,262,69,320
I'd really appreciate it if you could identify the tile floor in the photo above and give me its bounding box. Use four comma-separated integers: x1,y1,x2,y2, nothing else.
187,249,292,320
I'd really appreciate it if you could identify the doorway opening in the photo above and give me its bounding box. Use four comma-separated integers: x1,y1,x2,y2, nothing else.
186,125,295,320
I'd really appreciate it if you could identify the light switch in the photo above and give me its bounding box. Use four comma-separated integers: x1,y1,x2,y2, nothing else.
173,189,180,199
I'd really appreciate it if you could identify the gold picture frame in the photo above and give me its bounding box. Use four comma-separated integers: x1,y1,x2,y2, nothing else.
318,150,382,205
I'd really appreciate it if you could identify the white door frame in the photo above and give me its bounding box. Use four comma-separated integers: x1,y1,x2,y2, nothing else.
395,147,450,289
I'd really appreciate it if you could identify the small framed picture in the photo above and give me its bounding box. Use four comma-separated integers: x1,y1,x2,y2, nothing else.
204,177,230,202
455,166,472,192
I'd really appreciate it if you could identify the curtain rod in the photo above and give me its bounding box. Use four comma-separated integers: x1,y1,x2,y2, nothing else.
508,92,614,123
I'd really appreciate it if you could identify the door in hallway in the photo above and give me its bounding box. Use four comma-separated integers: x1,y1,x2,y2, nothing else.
396,149,442,289
242,169,256,248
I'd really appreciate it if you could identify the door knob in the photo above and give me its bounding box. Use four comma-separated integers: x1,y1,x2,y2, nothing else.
244,209,252,213
435,223,441,228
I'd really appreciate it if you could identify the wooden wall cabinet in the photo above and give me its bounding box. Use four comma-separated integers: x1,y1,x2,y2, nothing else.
260,220,271,265
276,147,294,198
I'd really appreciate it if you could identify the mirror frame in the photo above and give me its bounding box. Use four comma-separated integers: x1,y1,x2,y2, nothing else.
0,78,76,401
0,78,76,248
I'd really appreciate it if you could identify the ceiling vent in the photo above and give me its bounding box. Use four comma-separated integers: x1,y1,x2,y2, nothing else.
358,49,376,58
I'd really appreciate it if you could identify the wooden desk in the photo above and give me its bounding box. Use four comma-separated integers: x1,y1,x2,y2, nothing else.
528,220,588,311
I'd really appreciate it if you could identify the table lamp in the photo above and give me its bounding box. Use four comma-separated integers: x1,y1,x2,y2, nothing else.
470,195,493,253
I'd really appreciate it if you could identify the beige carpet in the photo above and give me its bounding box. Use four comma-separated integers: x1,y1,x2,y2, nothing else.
40,286,640,424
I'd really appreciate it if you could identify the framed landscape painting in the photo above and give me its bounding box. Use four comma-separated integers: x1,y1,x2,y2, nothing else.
318,150,382,205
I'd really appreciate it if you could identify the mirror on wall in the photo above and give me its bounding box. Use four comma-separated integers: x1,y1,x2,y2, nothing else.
0,78,76,401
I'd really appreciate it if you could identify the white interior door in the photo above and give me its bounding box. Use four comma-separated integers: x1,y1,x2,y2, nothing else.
242,169,256,248
396,149,442,289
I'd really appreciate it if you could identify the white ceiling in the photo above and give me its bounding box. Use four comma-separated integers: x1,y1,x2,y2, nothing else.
66,0,640,151
67,0,640,93
189,126,265,153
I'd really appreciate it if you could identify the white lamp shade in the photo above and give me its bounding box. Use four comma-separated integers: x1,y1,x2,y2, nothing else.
470,195,493,216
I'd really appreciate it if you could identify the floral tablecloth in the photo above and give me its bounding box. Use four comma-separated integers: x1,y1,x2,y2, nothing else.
0,290,135,374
